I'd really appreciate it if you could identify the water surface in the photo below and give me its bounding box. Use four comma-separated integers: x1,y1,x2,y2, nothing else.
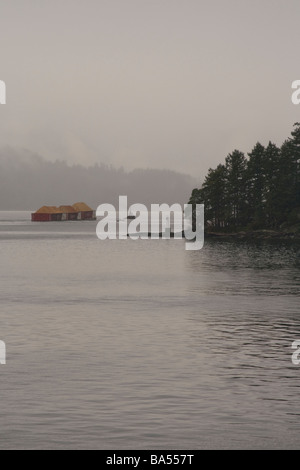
0,211,299,449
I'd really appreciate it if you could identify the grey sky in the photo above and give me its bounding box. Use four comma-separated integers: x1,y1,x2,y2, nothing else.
0,0,299,177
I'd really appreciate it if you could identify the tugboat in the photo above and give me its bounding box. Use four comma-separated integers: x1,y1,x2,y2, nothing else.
127,210,136,220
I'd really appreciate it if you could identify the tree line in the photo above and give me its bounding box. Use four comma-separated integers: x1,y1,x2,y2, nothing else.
0,147,195,210
189,123,300,231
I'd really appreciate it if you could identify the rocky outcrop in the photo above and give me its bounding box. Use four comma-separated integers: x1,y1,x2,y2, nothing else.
205,228,300,241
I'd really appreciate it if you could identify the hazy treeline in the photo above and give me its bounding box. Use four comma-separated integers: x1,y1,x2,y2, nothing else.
0,148,196,210
189,123,300,231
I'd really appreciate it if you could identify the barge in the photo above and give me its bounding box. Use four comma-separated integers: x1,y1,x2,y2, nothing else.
31,202,96,222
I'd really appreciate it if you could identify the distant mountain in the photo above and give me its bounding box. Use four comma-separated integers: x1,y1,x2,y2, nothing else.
0,147,197,210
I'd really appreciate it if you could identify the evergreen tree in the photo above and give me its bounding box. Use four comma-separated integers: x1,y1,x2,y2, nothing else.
201,164,227,229
225,150,247,228
277,139,298,224
188,123,300,232
246,142,265,228
289,123,300,211
263,141,280,227
188,187,205,230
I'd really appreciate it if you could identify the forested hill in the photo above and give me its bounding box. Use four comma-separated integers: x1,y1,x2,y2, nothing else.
0,148,195,210
189,123,300,233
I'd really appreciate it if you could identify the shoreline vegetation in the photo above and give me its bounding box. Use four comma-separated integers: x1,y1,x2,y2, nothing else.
189,123,300,242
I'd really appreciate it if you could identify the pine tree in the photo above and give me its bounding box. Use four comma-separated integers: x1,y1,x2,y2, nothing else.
246,142,266,228
277,139,298,224
263,141,280,227
188,123,300,232
188,187,204,231
225,150,247,228
201,164,227,229
289,123,300,212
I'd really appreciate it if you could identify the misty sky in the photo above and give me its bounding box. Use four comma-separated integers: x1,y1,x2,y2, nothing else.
0,0,299,177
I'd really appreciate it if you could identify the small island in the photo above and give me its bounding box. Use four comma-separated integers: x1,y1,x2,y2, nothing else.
189,123,300,241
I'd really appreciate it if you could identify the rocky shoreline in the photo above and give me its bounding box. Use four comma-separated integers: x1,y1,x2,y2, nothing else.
125,228,300,242
205,229,300,241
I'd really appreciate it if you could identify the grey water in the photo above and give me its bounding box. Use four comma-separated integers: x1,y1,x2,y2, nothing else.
0,211,300,450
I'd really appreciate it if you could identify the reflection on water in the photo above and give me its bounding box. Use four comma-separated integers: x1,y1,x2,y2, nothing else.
186,240,300,296
0,212,300,449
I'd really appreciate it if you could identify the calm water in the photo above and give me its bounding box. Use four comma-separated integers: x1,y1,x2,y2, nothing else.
0,211,300,449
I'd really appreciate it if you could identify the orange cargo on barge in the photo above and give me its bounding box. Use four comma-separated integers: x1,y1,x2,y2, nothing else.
31,203,96,222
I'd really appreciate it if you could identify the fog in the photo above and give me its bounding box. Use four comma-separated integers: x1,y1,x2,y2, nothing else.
0,147,196,210
0,0,299,182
